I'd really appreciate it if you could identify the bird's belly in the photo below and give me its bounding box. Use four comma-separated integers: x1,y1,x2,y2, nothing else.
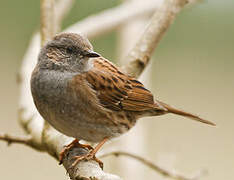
31,70,131,142
40,103,129,142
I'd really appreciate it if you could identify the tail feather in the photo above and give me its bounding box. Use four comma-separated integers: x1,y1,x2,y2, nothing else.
158,101,216,126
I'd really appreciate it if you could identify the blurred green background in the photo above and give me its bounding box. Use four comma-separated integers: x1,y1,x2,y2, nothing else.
0,0,233,179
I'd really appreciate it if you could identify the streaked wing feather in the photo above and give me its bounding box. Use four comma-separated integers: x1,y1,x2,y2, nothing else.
85,57,158,112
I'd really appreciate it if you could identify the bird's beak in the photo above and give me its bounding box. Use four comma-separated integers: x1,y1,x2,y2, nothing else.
83,50,100,58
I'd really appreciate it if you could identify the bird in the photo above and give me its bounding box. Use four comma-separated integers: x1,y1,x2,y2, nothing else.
30,32,215,168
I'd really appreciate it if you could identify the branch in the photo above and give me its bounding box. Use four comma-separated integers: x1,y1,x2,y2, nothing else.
0,132,45,152
40,0,73,43
122,0,189,78
63,147,122,180
66,1,158,38
0,133,32,146
40,0,55,45
100,151,207,180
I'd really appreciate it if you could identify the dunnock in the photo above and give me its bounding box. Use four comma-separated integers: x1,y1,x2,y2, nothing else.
31,33,215,168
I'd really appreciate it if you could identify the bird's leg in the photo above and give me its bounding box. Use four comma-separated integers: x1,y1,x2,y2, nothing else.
72,137,108,169
59,139,93,165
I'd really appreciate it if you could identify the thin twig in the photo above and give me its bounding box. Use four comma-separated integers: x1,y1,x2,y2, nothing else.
123,0,189,78
0,133,32,146
100,151,207,180
66,1,158,39
40,0,55,46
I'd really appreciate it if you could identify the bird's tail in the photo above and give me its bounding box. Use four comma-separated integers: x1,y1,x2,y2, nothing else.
157,101,216,126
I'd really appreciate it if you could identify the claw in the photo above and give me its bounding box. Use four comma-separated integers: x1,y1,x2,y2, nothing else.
71,152,103,169
59,138,108,169
59,139,93,165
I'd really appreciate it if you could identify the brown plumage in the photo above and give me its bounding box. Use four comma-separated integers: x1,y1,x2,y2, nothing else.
80,56,215,126
30,33,215,168
84,57,161,112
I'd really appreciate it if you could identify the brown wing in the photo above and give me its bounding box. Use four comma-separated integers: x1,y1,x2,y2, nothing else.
84,57,162,112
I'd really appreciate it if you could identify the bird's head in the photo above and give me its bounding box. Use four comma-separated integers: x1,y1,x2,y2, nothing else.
38,33,100,72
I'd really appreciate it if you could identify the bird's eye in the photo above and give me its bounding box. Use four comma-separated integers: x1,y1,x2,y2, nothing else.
66,47,73,54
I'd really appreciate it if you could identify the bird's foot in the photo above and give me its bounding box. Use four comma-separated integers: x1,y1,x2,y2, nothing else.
71,137,108,169
72,151,104,169
59,139,93,165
